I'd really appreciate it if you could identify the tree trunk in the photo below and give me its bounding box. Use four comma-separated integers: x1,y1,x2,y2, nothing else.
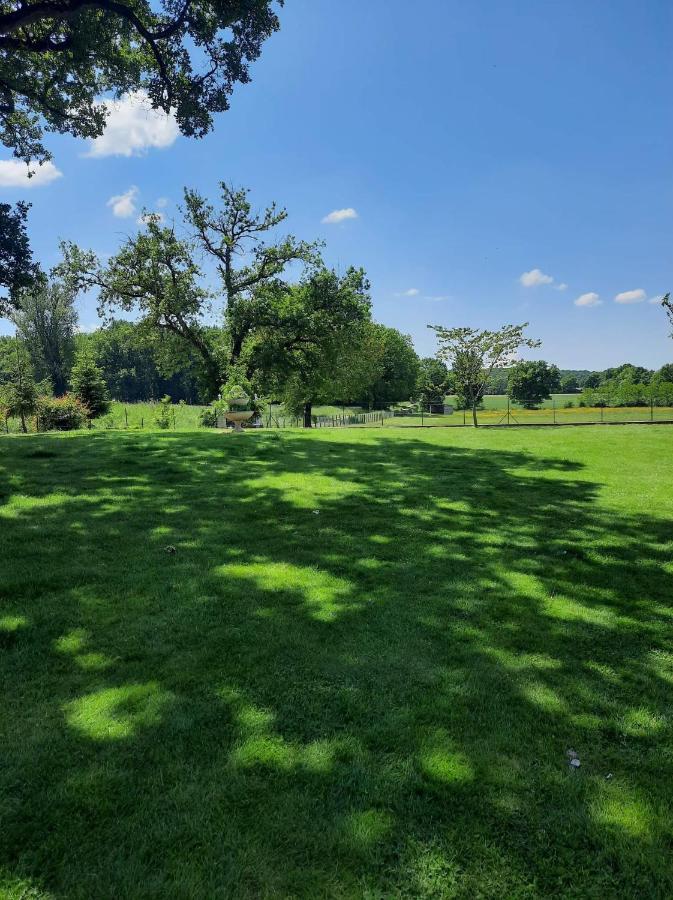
471,401,479,427
19,411,27,433
303,402,312,428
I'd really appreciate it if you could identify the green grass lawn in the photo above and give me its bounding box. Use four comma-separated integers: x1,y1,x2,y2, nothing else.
1,425,672,898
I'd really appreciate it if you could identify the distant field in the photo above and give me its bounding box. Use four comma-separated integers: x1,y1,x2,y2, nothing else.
386,405,673,427
100,401,209,430
445,393,580,410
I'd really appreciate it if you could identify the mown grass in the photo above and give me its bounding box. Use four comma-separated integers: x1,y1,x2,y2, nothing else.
1,425,672,898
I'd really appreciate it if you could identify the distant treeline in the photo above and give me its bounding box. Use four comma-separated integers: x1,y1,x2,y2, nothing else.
484,363,673,395
1,320,671,409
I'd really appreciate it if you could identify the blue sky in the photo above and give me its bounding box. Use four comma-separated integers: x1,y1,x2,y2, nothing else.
1,0,672,368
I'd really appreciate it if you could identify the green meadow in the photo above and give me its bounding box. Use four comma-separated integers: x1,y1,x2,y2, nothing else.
1,425,672,898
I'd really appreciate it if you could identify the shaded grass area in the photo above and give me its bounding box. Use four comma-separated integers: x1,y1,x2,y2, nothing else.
1,426,672,898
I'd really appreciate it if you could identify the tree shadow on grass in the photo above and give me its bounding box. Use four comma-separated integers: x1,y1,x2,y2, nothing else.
1,430,672,898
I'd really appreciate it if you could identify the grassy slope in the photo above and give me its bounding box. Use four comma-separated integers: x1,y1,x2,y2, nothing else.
1,426,672,898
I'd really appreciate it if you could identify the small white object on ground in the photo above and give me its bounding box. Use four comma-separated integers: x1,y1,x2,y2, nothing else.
570,758,581,768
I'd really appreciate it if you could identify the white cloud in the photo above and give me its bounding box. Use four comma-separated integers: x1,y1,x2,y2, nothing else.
519,268,554,287
648,294,664,304
137,211,165,226
321,207,358,224
0,159,62,188
424,295,451,302
555,282,568,292
85,91,179,158
614,288,646,304
107,186,138,218
574,292,602,308
156,197,169,208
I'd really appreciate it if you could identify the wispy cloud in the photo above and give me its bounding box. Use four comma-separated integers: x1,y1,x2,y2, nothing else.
574,292,601,308
424,294,451,302
394,288,419,297
0,159,62,188
519,268,554,287
156,197,169,208
107,186,138,218
85,90,179,158
614,288,646,304
555,282,568,292
648,294,665,304
321,207,358,224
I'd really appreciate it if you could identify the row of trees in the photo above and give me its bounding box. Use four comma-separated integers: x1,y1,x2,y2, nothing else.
0,182,431,426
480,360,673,395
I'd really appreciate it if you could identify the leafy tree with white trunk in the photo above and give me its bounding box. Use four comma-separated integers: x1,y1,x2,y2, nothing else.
429,322,541,426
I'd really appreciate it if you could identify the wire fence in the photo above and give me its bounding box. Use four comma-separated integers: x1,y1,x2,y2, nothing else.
4,400,672,434
264,409,394,428
384,398,673,428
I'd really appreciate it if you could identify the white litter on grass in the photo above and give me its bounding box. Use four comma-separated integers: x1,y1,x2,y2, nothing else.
566,749,581,769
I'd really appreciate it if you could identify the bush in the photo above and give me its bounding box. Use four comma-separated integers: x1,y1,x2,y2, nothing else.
199,407,218,428
37,394,88,431
564,401,574,408
154,395,173,429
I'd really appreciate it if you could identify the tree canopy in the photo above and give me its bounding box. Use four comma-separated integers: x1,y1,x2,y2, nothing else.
416,356,451,407
0,201,37,314
62,184,366,401
0,0,282,164
430,322,541,426
359,325,419,408
507,360,561,408
12,275,76,394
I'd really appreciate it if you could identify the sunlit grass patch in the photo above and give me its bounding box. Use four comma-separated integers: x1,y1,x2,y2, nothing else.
65,683,173,741
217,560,357,621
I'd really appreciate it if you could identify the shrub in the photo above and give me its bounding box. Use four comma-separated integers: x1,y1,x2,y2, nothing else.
198,407,218,428
564,401,574,408
37,394,88,431
154,395,172,429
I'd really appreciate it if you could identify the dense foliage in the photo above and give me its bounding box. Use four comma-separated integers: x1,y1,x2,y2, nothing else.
0,0,282,165
0,201,37,314
0,340,42,431
507,360,561,408
36,393,88,430
12,277,76,394
70,347,109,418
416,357,451,407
